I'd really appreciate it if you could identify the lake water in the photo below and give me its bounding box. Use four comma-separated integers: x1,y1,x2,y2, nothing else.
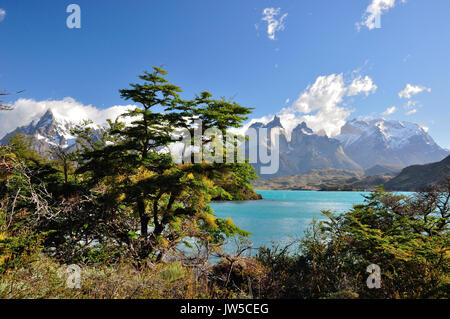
210,190,371,249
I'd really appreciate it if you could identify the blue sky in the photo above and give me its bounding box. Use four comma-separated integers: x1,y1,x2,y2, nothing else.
0,0,449,147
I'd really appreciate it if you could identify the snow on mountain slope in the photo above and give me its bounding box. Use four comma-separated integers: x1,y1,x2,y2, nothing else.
0,109,86,154
337,119,433,149
246,116,449,176
336,119,449,168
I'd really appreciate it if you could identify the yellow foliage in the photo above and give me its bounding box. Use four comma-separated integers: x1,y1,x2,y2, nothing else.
130,167,154,184
160,238,169,248
203,178,215,188
0,232,10,266
225,217,235,228
201,213,217,228
0,255,8,266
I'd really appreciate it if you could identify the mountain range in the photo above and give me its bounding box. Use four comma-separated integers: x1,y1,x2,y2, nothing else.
247,116,361,177
335,119,448,168
246,115,449,178
0,109,449,188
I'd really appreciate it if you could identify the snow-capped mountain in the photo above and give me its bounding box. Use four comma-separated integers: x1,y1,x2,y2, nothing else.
0,109,80,155
335,119,449,168
247,116,361,177
246,116,449,177
1,109,448,177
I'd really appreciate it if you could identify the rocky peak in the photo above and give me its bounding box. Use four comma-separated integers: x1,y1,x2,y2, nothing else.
0,108,80,155
264,115,283,129
35,109,56,127
292,122,314,135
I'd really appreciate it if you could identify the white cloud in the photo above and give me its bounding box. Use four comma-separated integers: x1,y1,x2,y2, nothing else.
0,97,136,138
347,75,378,96
398,84,430,116
273,73,378,137
357,0,406,31
382,106,397,115
0,8,6,22
262,8,288,40
399,84,431,99
405,108,417,115
292,74,348,114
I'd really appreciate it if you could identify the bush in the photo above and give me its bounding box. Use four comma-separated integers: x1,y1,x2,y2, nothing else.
257,186,450,299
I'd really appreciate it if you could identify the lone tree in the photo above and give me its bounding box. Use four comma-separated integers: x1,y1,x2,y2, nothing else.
75,67,256,266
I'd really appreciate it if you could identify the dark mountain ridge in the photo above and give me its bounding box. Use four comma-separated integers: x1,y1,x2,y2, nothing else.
385,155,450,191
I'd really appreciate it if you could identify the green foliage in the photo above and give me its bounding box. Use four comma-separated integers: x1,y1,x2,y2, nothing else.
0,196,44,273
6,134,39,161
0,76,258,297
0,68,259,269
69,67,257,266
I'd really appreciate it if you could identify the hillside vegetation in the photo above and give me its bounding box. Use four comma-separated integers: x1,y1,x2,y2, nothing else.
385,155,450,191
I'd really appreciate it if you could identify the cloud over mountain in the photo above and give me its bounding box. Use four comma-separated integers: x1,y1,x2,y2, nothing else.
281,73,377,137
237,73,377,139
0,97,136,139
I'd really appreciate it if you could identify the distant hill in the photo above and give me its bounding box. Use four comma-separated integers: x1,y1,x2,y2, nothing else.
384,155,450,191
364,164,403,177
253,168,392,191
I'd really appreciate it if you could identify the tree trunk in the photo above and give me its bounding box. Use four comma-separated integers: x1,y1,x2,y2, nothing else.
137,196,148,237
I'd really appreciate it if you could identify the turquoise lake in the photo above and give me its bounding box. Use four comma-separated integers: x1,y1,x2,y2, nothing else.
210,190,371,249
